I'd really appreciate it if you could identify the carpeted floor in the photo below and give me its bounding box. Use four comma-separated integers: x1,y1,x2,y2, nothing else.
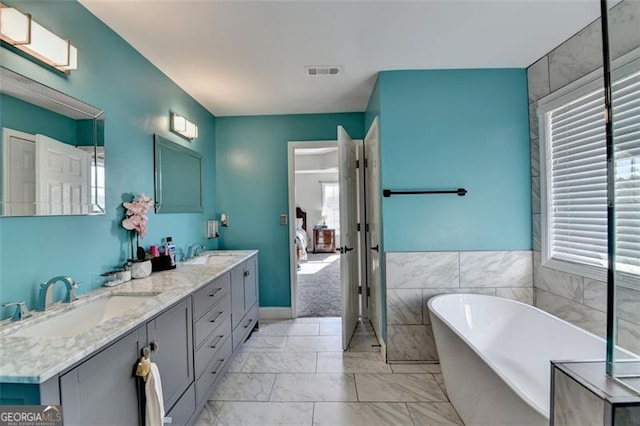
296,252,341,317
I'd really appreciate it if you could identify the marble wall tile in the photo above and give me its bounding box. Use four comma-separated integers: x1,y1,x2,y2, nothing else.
387,325,439,361
609,0,640,60
527,56,551,103
534,261,584,303
387,289,423,325
422,288,496,325
529,102,539,140
386,252,459,289
530,137,540,178
496,287,534,304
549,19,603,92
583,279,607,312
535,289,607,337
532,215,541,252
460,251,532,288
553,369,604,426
531,175,540,215
617,286,640,325
618,318,640,355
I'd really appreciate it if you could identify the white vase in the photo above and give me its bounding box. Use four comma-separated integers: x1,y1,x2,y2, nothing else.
131,260,152,279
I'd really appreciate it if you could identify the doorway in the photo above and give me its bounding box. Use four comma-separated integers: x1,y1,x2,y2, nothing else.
289,142,341,318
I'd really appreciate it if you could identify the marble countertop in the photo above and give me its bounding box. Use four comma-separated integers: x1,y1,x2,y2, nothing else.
0,250,258,384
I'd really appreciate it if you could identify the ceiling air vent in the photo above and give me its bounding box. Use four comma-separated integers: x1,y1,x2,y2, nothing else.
305,65,343,77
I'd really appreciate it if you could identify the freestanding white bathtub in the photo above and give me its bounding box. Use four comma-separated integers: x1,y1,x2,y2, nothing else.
428,294,606,426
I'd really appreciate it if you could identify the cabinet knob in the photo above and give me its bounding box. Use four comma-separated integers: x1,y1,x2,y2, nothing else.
150,341,159,352
243,270,250,277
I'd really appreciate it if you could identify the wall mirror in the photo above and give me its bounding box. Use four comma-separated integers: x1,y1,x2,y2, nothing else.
0,67,105,216
154,134,203,213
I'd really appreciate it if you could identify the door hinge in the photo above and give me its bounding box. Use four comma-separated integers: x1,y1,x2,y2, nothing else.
364,158,369,168
357,223,360,232
355,159,360,169
365,223,370,232
367,287,370,297
358,286,362,294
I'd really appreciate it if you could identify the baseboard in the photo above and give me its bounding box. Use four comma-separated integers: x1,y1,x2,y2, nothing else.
259,307,292,320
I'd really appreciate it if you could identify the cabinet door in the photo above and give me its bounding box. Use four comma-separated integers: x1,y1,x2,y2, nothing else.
243,256,258,310
60,327,145,426
230,264,245,329
147,298,194,412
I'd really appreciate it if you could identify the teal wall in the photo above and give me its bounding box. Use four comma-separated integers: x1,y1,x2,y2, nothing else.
0,1,217,319
216,114,364,307
377,69,531,252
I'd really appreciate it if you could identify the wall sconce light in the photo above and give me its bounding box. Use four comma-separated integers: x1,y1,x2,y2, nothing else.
0,3,78,73
171,113,198,140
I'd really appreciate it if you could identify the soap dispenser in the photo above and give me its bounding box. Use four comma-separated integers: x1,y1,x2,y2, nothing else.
165,236,176,267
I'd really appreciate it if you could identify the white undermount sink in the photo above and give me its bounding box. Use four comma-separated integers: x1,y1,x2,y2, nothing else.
184,252,236,265
11,294,157,338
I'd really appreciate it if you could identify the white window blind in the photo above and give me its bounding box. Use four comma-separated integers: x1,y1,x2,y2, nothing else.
540,60,640,278
613,68,640,276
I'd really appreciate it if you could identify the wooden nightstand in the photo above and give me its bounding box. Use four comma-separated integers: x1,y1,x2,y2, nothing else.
313,228,336,253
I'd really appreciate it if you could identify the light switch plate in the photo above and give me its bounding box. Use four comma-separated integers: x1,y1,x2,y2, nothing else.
280,214,287,226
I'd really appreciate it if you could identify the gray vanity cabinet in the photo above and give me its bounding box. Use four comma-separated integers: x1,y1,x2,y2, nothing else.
60,326,146,426
231,256,259,351
146,298,194,413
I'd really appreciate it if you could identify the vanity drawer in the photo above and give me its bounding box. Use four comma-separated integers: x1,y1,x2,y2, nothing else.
194,293,231,349
195,335,232,403
194,315,232,378
193,273,231,320
232,303,259,351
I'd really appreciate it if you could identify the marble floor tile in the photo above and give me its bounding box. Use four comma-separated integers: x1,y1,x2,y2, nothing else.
433,373,448,398
212,401,313,426
316,351,392,373
258,322,320,336
313,402,413,426
319,322,341,336
240,352,318,373
284,335,342,352
270,373,358,402
406,402,464,425
348,334,380,352
225,351,250,373
193,401,224,425
241,335,287,352
209,373,276,401
355,374,447,402
390,363,441,374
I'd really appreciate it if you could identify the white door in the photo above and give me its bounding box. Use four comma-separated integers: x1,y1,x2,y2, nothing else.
338,126,359,350
365,118,383,338
2,129,36,216
35,134,90,215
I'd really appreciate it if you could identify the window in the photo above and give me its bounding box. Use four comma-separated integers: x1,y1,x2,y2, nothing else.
538,56,640,280
321,181,340,231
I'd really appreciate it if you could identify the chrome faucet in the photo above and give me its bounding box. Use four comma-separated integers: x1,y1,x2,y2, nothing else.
38,276,78,311
187,243,206,259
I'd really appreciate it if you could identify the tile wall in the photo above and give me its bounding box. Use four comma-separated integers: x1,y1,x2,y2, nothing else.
385,251,533,361
527,0,640,354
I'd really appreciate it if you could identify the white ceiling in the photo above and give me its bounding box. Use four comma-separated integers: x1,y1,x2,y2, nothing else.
79,0,601,117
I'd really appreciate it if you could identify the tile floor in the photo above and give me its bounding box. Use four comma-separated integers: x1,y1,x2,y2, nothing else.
193,317,464,425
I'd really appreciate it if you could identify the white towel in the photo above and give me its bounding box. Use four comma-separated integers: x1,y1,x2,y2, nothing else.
145,362,165,426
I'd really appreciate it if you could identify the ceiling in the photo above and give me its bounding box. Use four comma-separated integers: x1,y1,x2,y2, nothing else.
79,0,601,117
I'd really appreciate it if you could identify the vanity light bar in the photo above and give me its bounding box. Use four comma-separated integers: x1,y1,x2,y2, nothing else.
171,113,199,140
0,3,77,73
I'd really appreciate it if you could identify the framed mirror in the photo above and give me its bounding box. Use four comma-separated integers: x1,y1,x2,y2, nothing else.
0,67,105,216
154,134,203,213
